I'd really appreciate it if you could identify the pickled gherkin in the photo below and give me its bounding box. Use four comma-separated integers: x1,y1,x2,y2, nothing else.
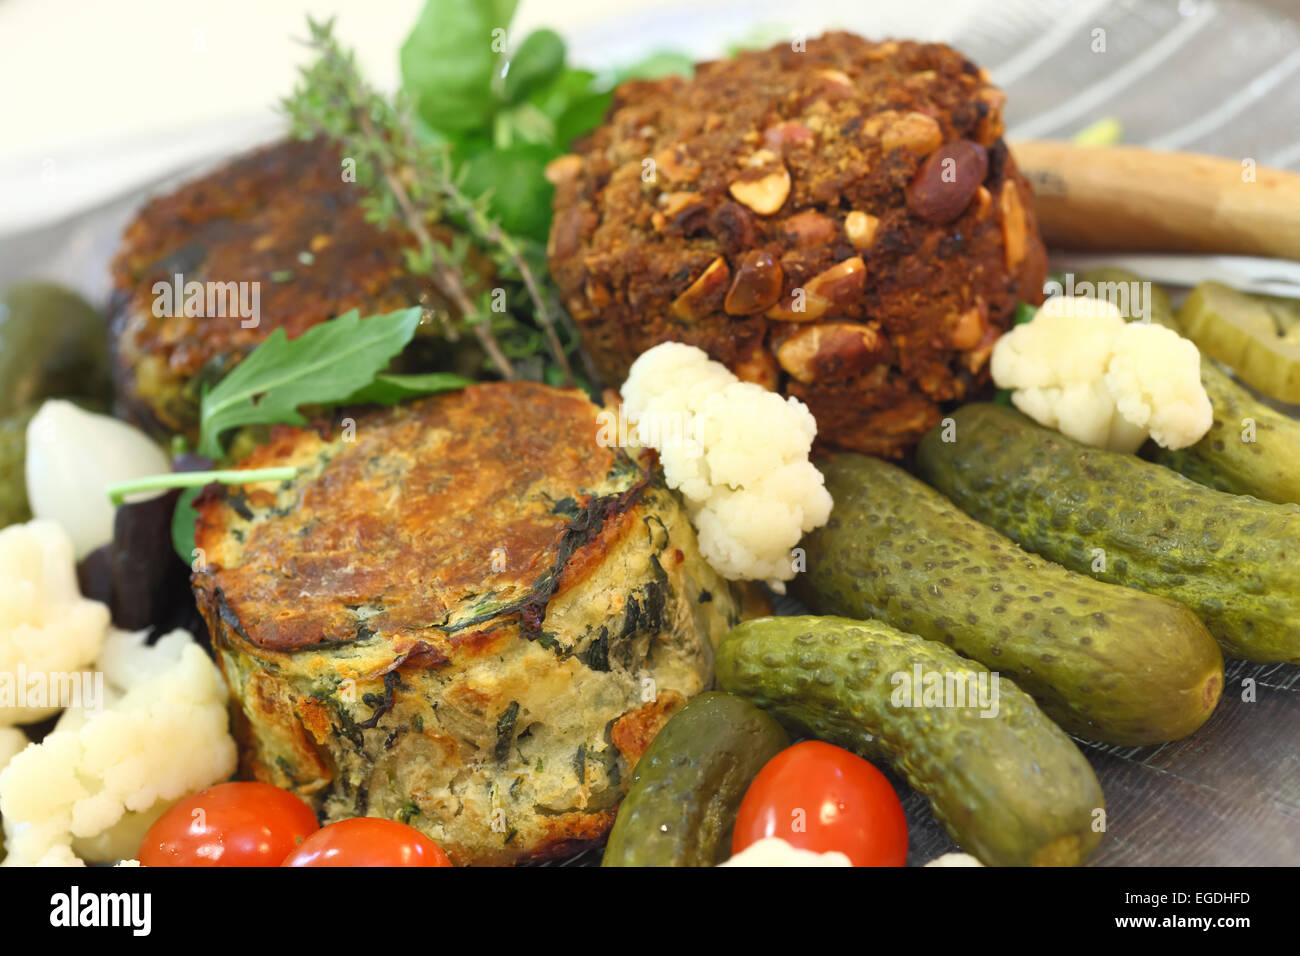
917,403,1300,664
794,452,1223,744
601,692,788,866
717,616,1105,867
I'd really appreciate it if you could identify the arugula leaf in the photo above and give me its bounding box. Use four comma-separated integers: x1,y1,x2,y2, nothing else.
344,371,474,405
197,308,420,458
172,486,202,565
401,0,518,134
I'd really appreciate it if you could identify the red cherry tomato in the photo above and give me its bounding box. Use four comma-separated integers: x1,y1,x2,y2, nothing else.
281,817,453,867
732,741,908,866
138,781,320,867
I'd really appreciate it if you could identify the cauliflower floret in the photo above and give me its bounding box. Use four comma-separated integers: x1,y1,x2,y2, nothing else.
622,341,738,423
719,837,852,867
31,844,86,868
1010,378,1148,453
0,728,26,771
0,728,27,864
0,628,236,867
924,852,984,867
620,343,833,591
992,295,1212,453
0,520,109,725
1105,322,1213,451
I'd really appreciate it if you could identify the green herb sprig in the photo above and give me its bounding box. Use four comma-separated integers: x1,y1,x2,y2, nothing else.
284,16,580,386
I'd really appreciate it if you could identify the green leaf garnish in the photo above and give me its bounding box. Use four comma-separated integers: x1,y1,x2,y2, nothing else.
344,371,474,405
172,486,203,566
501,28,566,105
196,307,420,458
106,468,300,507
400,0,518,135
104,305,471,561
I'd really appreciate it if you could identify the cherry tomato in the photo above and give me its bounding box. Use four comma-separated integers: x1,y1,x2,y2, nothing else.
138,781,320,867
732,741,908,866
281,817,453,867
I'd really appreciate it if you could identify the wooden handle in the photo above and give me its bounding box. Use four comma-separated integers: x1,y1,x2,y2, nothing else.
1009,140,1300,260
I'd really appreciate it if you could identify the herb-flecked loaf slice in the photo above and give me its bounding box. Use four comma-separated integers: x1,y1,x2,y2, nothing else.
193,382,753,865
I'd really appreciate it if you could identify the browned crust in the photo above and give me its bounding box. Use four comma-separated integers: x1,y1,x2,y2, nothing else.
193,382,632,655
548,32,1048,457
108,138,480,439
611,690,687,766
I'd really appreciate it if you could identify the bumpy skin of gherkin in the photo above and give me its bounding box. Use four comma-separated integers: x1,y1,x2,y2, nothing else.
917,403,1300,664
601,692,789,867
1073,268,1300,506
716,616,1105,867
794,453,1223,745
1147,360,1300,505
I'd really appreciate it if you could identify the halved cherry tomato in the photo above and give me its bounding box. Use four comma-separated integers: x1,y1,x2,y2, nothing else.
281,817,453,867
138,781,320,867
732,741,908,866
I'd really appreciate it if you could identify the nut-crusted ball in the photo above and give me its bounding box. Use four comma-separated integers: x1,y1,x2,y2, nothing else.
548,32,1048,457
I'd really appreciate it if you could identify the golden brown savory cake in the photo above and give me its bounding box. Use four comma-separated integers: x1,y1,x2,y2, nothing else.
548,32,1048,456
192,382,751,865
108,138,466,441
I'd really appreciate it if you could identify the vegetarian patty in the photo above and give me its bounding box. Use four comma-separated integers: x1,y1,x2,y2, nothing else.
192,382,751,865
548,32,1048,456
109,138,463,441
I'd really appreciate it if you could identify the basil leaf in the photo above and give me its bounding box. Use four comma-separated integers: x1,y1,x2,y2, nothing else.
461,142,557,242
527,67,596,120
345,371,474,405
494,102,556,148
555,89,613,147
401,0,518,134
197,307,420,458
501,28,565,105
613,51,694,83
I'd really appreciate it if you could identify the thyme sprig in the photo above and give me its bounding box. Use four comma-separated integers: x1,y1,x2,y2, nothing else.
283,16,575,384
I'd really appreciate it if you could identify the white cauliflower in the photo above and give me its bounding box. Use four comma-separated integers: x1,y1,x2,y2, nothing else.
924,852,984,867
719,837,852,867
0,628,237,867
991,295,1212,453
0,520,110,725
619,343,833,591
0,728,26,771
0,727,28,865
